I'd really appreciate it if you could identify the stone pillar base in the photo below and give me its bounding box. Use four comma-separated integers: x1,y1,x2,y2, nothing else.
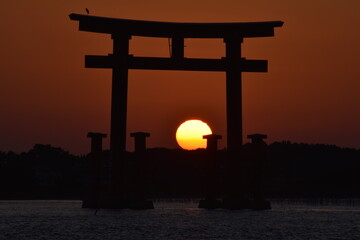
250,200,271,210
82,197,154,209
198,199,223,209
221,198,271,210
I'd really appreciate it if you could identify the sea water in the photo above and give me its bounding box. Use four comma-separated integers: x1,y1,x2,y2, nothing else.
0,199,359,239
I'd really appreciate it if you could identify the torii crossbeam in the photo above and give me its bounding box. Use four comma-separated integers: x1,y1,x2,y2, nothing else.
70,13,283,204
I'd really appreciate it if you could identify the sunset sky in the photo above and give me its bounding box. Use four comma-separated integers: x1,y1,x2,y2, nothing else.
1,0,359,154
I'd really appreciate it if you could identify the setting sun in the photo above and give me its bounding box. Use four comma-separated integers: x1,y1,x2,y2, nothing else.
176,120,212,150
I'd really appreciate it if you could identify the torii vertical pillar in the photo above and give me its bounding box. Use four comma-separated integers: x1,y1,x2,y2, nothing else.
110,34,131,200
224,37,245,204
225,37,243,150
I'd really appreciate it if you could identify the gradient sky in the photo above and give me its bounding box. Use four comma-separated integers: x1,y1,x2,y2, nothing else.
1,0,359,154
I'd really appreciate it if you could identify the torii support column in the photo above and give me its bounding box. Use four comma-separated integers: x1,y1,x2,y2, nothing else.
247,133,271,210
129,132,154,209
83,132,107,208
199,134,223,209
131,132,150,153
110,34,131,200
88,132,107,154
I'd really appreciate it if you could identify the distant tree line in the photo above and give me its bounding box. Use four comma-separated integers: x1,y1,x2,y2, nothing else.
0,144,84,199
0,142,359,199
265,142,360,197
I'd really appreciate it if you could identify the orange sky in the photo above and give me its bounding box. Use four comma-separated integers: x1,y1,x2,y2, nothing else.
0,0,359,154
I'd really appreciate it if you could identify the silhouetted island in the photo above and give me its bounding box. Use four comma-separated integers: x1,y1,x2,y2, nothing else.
0,142,359,200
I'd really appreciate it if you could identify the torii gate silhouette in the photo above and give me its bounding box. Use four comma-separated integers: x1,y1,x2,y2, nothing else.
70,14,283,208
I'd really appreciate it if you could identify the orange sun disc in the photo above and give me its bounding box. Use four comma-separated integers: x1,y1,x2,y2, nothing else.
176,119,212,150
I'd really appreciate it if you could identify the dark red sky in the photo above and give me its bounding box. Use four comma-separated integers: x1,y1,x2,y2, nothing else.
1,0,359,154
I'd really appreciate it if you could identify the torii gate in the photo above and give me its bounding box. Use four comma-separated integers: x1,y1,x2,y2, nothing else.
69,14,283,206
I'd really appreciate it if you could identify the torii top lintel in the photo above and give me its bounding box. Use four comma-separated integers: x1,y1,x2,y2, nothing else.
69,14,283,38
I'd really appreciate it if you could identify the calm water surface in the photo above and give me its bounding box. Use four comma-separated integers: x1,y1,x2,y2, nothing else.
0,200,359,240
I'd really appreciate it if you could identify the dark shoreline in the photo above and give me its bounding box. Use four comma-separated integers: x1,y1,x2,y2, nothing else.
1,142,359,200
